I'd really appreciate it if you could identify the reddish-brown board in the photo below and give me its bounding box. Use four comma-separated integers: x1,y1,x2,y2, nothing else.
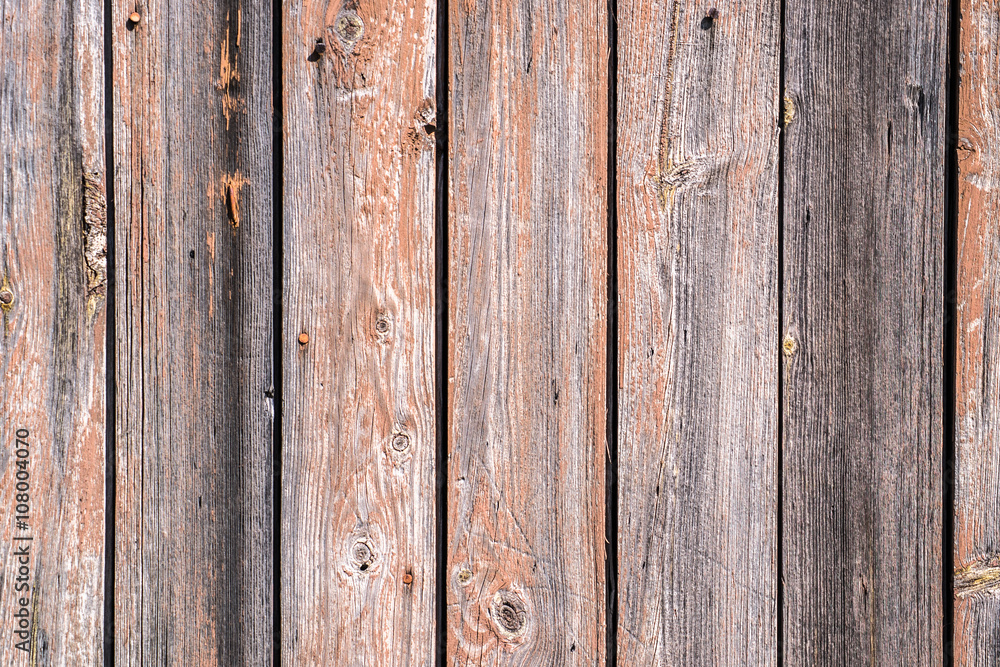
954,0,1000,663
616,1,780,664
112,0,274,663
447,0,608,662
280,0,438,663
0,1,106,663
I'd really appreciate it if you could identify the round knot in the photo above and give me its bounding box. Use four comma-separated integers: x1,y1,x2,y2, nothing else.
0,289,13,305
391,432,410,452
490,590,527,638
334,11,364,44
782,334,798,357
352,541,374,572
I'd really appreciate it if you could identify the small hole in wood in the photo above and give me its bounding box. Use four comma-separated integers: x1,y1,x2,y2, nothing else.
700,8,718,29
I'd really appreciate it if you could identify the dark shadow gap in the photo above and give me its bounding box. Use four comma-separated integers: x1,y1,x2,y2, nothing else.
943,0,960,662
271,0,284,664
434,0,449,661
605,0,619,664
776,0,786,663
102,0,116,664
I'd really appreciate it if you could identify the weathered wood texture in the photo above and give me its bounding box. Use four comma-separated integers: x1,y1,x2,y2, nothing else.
447,0,608,662
113,1,273,663
0,1,105,663
782,0,946,663
954,1,1000,663
616,1,780,664
280,0,438,664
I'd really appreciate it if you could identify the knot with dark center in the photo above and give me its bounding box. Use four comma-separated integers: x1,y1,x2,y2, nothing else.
490,590,527,638
352,541,374,572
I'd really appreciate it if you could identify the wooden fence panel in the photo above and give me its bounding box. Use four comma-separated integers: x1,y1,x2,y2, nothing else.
616,1,780,664
280,0,438,664
954,0,1000,663
781,0,946,663
447,0,608,663
0,1,106,663
112,1,273,663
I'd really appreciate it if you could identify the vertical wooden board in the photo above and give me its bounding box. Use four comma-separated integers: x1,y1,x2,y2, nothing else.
281,0,437,664
0,0,105,663
781,0,945,663
447,0,607,663
616,1,779,664
113,1,273,663
954,1,1000,663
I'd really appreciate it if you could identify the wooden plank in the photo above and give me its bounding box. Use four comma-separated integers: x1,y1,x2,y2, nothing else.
280,0,438,663
112,1,273,663
616,1,780,663
447,0,607,662
0,1,105,663
781,0,946,663
954,1,1000,663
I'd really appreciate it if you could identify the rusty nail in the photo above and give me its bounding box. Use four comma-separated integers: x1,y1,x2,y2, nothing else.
0,290,12,305
402,572,413,585
298,332,310,346
129,11,141,23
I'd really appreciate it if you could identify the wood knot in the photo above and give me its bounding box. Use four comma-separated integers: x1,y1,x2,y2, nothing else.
782,334,798,357
352,541,375,572
391,432,410,452
334,11,364,51
783,94,796,126
490,590,528,639
375,314,391,335
0,289,12,306
456,568,473,585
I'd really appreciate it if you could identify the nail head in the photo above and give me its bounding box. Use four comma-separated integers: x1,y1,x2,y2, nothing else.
298,332,310,346
402,572,413,585
129,11,140,23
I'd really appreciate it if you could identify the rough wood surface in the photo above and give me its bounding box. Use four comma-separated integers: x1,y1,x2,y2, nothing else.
954,1,1000,663
781,0,946,663
112,1,273,663
280,0,438,664
0,1,105,663
616,1,780,664
447,0,608,662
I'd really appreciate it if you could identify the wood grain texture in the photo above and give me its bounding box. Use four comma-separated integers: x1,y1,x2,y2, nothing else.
447,0,607,662
616,1,779,664
954,1,1000,663
0,1,105,663
280,0,437,664
112,1,273,663
781,0,945,663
